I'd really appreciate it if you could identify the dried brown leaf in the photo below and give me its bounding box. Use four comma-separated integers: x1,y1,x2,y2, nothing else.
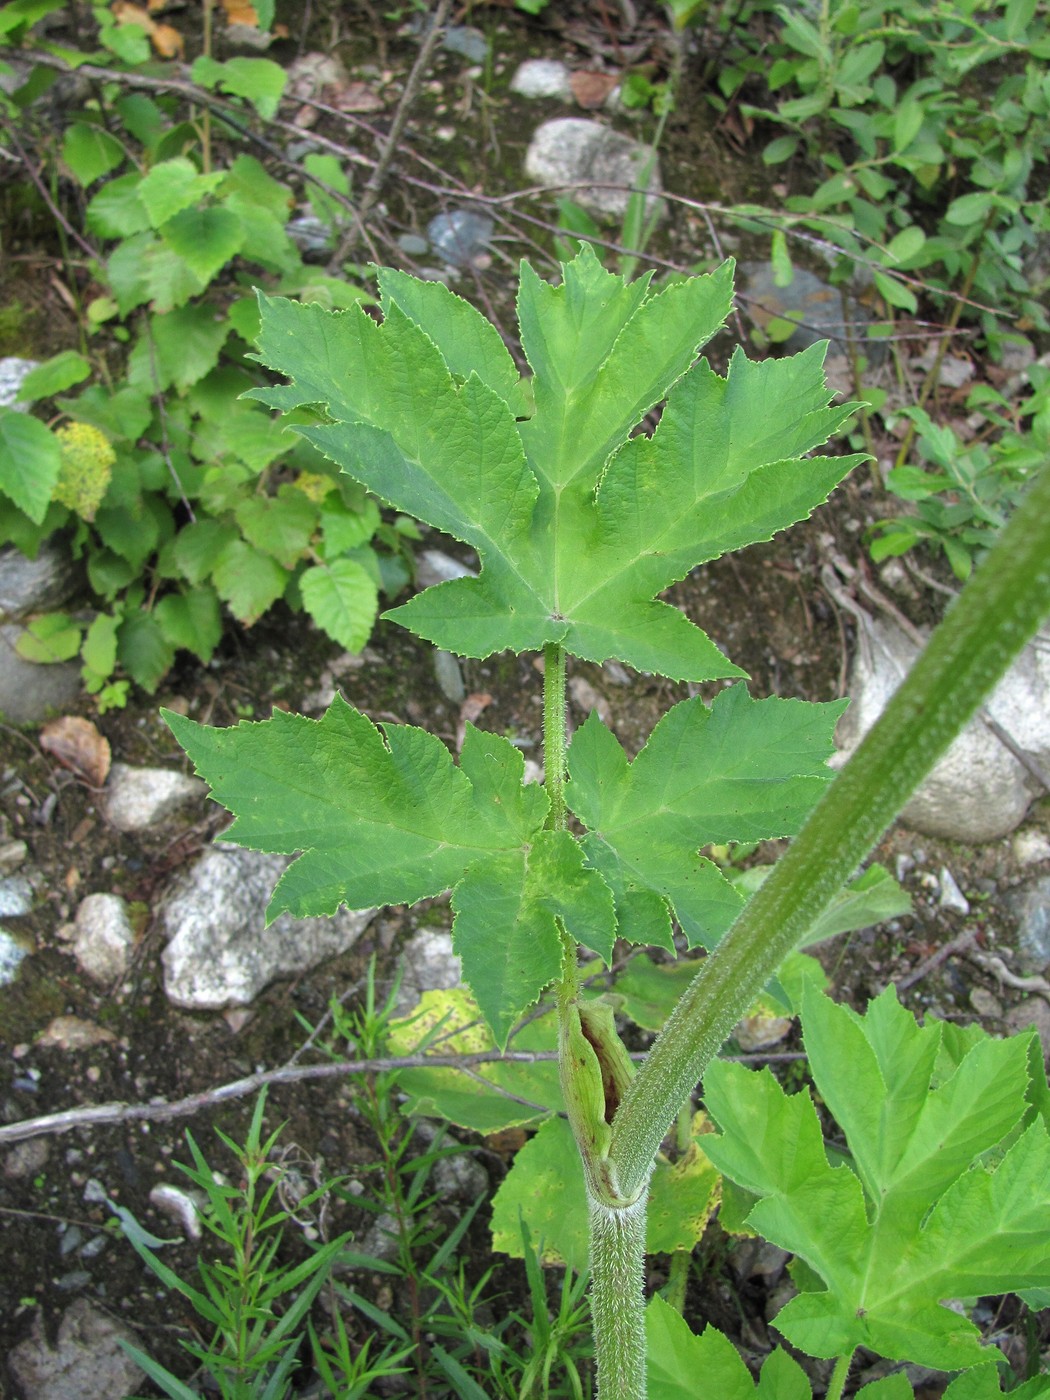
40,716,112,788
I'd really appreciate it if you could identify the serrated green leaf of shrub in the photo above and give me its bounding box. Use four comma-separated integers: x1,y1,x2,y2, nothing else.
118,611,175,693
142,242,206,314
172,520,240,585
62,121,124,186
15,612,81,663
137,158,224,228
211,539,288,623
703,985,1050,1370
160,205,245,285
567,686,846,949
95,503,159,570
249,252,863,680
190,55,286,119
154,587,222,663
0,411,61,522
57,384,152,443
139,306,230,394
235,487,317,568
318,497,381,555
299,559,378,653
614,954,702,1032
16,351,91,401
86,172,150,239
221,154,290,221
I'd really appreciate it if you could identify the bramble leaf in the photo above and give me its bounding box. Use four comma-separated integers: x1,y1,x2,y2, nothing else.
702,984,1050,1371
163,702,599,1045
566,685,846,948
248,249,864,680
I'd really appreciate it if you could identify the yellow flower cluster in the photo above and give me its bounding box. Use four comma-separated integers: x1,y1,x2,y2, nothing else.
53,422,116,522
293,470,335,503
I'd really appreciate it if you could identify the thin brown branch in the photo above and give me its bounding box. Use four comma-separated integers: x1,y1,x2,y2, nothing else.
0,1046,804,1146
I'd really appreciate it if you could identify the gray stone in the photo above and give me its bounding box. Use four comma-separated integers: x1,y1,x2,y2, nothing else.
0,927,30,986
1010,876,1050,974
0,356,41,409
397,926,461,1010
442,25,488,62
835,617,1050,842
287,215,332,254
524,118,663,224
4,1134,50,1179
0,624,82,724
159,844,375,1009
938,867,970,915
739,262,878,358
416,548,476,589
104,763,207,833
0,873,33,916
1006,995,1050,1059
433,649,465,703
1013,829,1050,867
354,1210,401,1263
73,893,135,984
510,59,573,101
0,541,82,618
427,210,494,267
8,1297,145,1400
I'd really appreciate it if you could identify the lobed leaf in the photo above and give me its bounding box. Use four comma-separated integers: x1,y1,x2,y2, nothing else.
566,685,846,948
702,985,1050,1371
249,250,863,681
163,703,605,1044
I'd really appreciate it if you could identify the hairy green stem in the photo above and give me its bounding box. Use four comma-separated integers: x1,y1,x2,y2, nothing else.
610,463,1050,1200
543,642,569,834
589,1190,649,1400
826,1351,853,1400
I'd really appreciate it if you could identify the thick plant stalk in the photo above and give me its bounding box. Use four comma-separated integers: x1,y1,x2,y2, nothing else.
610,462,1050,1202
589,1190,649,1400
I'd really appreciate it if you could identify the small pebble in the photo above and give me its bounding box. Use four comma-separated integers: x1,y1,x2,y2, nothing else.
970,987,1002,1019
938,867,970,915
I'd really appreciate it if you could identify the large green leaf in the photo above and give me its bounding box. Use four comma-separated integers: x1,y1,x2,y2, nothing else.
164,703,598,1044
702,985,1050,1371
248,249,864,680
566,686,846,949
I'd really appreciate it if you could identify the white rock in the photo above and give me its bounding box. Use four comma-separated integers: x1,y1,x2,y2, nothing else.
8,1298,145,1400
73,893,135,984
524,118,663,223
0,541,82,618
510,58,573,100
416,548,477,589
159,845,375,1009
104,763,207,833
938,867,970,915
835,617,1050,842
0,356,41,410
1013,829,1050,867
397,926,461,1010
